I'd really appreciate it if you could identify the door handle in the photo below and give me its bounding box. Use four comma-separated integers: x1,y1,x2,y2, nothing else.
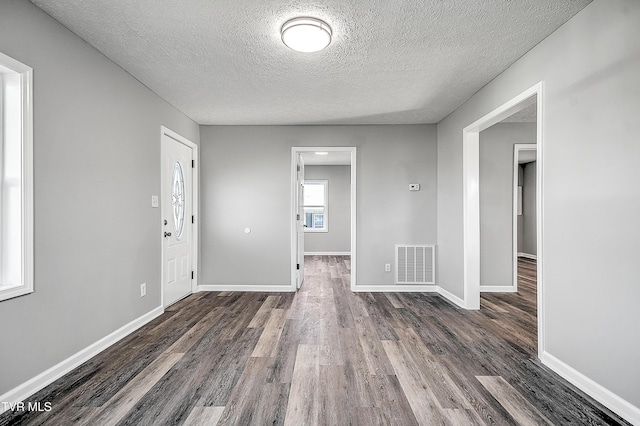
164,232,172,238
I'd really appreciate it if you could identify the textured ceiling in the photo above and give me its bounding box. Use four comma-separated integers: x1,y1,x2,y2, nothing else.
30,0,591,125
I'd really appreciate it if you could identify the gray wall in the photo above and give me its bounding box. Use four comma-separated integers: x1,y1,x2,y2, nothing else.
199,125,437,287
521,161,537,255
437,0,640,408
304,165,351,254
0,0,199,396
479,123,536,287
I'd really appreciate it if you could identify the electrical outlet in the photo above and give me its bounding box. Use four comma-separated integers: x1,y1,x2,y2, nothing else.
385,263,391,272
140,283,146,297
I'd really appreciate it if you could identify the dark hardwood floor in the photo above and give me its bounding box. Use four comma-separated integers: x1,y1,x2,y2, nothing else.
0,256,628,425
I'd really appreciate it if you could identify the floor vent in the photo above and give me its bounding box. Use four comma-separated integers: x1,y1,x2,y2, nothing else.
395,245,435,284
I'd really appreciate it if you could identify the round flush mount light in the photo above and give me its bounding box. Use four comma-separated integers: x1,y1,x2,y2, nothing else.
281,17,332,53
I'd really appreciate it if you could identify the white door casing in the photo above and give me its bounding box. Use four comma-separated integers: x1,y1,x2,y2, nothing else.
290,147,357,291
462,82,543,358
296,154,305,289
512,144,537,290
162,129,194,307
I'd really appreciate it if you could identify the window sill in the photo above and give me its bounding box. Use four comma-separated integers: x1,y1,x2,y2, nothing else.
0,284,34,302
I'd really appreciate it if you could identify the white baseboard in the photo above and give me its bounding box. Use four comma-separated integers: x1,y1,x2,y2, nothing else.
480,285,517,293
198,284,293,292
517,252,537,260
0,306,164,414
304,252,351,256
353,284,438,293
541,351,640,425
436,286,467,308
352,284,467,310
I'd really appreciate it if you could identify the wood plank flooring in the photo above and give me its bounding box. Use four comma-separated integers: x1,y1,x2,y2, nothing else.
0,256,628,425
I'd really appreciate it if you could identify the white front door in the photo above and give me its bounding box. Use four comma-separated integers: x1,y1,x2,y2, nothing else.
162,133,193,307
296,155,305,289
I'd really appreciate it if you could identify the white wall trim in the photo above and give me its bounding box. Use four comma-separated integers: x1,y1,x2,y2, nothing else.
199,282,446,296
352,284,467,309
198,285,293,292
0,52,34,302
353,285,438,293
0,306,164,414
352,284,466,310
541,352,640,425
517,252,537,260
437,286,467,308
462,81,545,358
463,84,540,311
302,179,329,233
513,143,537,292
304,252,351,256
462,128,481,310
535,89,545,359
480,285,517,293
291,147,357,292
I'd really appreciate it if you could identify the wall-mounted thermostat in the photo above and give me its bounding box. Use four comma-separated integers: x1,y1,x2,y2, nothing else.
409,184,420,191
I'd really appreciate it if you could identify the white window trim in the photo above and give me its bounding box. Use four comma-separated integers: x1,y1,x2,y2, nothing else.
0,52,34,302
303,179,328,233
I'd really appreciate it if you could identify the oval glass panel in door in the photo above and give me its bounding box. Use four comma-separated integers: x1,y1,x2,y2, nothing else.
172,162,185,238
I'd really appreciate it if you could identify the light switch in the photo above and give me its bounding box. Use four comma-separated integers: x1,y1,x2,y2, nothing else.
409,184,420,191
151,195,159,208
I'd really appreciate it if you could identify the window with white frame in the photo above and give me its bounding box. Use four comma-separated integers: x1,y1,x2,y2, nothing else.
303,180,328,232
0,52,33,302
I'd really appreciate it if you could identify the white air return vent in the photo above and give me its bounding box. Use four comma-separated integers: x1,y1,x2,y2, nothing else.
395,245,435,284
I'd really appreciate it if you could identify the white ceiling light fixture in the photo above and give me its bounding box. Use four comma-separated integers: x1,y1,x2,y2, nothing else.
315,151,329,155
281,17,332,53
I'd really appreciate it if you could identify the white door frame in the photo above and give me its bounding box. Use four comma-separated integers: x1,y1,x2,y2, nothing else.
462,82,544,358
161,126,199,307
512,144,537,290
295,153,305,289
290,147,357,291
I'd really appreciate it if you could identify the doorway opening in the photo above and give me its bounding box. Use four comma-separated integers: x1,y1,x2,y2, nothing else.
291,147,356,291
462,82,543,358
513,144,537,290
